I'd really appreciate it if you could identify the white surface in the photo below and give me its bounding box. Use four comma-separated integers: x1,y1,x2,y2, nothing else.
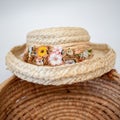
0,0,120,83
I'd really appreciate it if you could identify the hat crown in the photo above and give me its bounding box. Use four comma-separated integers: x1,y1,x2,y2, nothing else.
26,27,90,47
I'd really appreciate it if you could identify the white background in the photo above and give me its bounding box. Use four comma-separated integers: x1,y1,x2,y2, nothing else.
0,0,120,83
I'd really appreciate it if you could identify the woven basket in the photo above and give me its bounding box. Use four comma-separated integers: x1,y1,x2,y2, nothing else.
0,70,120,120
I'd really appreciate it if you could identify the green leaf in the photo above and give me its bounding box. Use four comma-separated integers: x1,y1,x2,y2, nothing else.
88,49,92,53
75,54,80,56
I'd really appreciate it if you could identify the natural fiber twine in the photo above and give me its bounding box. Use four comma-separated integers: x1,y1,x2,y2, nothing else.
0,70,120,120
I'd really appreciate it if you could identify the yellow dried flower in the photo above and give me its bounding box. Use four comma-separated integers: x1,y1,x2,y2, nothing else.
36,46,48,57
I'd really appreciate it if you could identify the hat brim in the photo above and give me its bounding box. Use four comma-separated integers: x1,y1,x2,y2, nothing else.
6,43,116,85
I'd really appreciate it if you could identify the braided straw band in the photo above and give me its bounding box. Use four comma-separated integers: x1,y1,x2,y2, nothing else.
23,41,93,66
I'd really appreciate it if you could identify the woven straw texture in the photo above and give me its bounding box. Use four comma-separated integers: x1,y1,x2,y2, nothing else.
0,70,120,120
6,43,116,85
27,27,90,46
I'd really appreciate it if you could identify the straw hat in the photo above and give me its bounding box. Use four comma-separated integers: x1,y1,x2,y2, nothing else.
6,27,116,85
0,70,120,119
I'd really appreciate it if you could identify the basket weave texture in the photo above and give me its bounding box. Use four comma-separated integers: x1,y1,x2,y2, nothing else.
0,70,120,120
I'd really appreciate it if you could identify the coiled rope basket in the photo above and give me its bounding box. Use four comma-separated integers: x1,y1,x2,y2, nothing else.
0,70,120,120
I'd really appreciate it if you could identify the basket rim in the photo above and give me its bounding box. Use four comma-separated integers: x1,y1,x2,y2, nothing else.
0,75,16,92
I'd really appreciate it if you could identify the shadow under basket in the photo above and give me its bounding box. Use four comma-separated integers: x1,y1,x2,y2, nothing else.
0,70,120,120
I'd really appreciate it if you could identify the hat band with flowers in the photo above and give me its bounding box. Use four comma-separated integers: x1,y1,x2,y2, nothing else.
23,42,93,66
